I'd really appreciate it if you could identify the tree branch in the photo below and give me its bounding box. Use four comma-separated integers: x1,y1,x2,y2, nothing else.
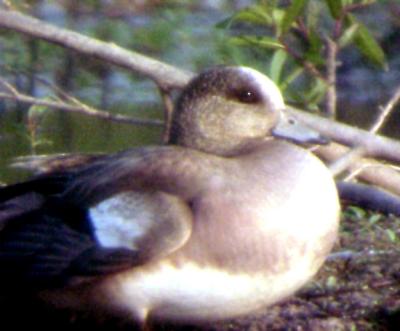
0,9,193,90
287,107,400,164
316,143,400,196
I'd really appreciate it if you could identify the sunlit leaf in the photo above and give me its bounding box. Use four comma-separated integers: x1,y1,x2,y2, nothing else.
346,14,387,70
279,0,309,36
229,36,284,50
27,101,51,124
326,275,337,288
386,229,397,242
344,205,367,220
32,138,53,148
271,7,286,30
269,49,287,83
338,22,360,48
216,5,273,29
368,213,382,225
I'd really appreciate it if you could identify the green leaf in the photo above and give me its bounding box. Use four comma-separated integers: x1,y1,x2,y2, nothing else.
216,5,273,29
325,0,343,19
368,213,382,225
344,205,367,220
305,78,328,105
32,138,53,149
386,229,397,242
229,36,284,50
269,49,287,83
346,14,387,70
27,100,51,123
304,29,324,65
280,0,309,36
338,22,360,48
271,8,286,31
326,275,337,288
280,67,303,91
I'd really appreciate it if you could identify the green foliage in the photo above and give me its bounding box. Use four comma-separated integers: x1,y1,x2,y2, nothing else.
279,0,309,36
0,32,31,70
26,99,53,153
229,35,283,50
218,0,387,112
337,23,360,48
346,14,388,70
217,5,275,29
385,228,397,242
269,49,287,83
325,0,343,19
325,275,337,288
343,205,367,220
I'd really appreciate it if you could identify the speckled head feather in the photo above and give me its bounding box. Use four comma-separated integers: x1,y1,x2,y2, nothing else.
169,66,285,155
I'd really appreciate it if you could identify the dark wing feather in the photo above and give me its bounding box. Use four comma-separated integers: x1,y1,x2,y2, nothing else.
0,208,142,290
0,147,196,291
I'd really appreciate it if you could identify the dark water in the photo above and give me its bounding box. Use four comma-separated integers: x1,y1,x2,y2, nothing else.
0,107,164,182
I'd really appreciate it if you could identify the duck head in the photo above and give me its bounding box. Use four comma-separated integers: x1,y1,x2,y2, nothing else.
169,66,326,155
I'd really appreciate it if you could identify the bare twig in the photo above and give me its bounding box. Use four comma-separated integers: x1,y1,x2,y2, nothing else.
327,84,400,177
0,78,19,96
329,146,365,177
0,68,164,127
370,85,400,134
0,88,163,127
325,38,337,118
158,87,175,143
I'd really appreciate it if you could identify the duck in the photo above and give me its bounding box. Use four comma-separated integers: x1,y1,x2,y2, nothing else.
0,66,340,329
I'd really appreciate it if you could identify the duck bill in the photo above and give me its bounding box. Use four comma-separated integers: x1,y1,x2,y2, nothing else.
272,113,329,145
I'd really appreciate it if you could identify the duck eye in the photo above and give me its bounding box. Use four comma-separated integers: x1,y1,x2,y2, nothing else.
234,89,261,104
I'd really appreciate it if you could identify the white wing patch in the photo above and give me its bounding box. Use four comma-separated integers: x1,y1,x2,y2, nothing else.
89,192,155,250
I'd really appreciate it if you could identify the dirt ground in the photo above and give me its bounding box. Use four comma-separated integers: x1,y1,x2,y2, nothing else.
2,206,400,331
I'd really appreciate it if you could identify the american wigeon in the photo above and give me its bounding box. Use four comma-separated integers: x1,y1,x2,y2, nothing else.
0,66,340,329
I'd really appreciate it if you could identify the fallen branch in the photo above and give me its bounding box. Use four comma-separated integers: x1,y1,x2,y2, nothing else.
288,107,400,164
316,142,400,196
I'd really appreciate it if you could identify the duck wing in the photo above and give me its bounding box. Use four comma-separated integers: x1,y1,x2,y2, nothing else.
0,146,203,290
11,153,104,175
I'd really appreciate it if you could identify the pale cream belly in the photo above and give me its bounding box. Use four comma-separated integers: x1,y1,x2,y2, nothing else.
99,256,324,323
